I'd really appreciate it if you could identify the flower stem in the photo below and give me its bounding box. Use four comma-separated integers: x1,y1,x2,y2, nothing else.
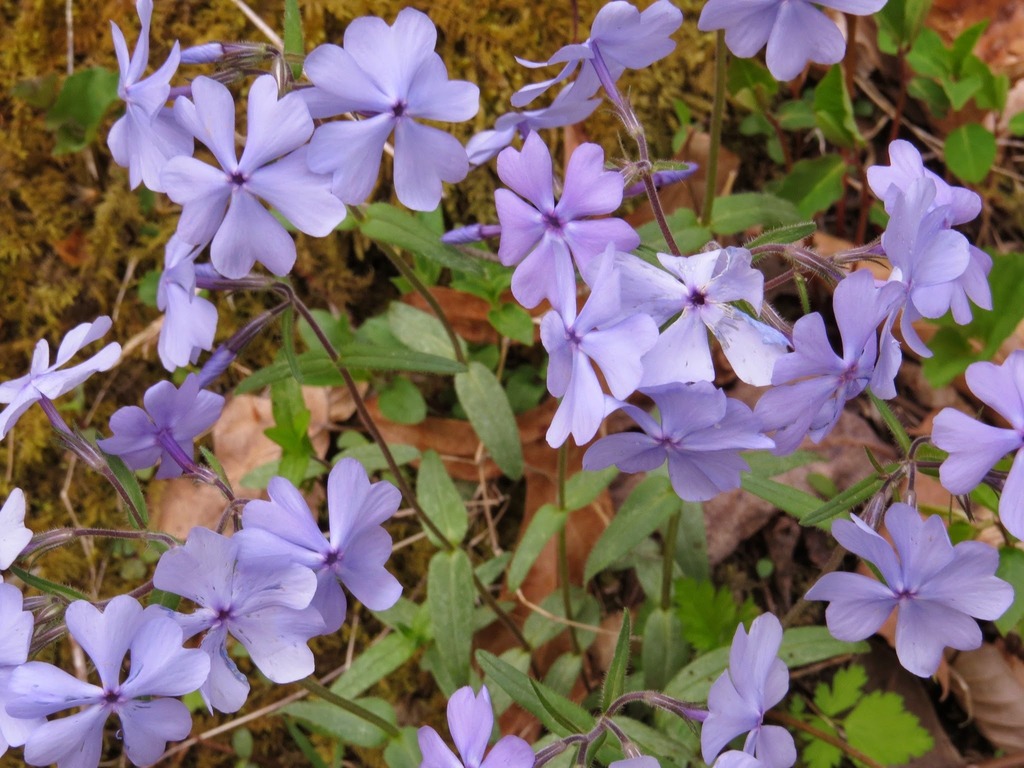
295,677,400,738
701,30,727,228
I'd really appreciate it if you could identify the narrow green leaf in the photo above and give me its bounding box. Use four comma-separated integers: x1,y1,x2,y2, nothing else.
283,0,304,59
741,474,822,522
388,303,466,362
642,608,687,691
359,203,485,275
383,727,423,768
102,451,149,528
476,650,595,736
417,450,469,546
330,633,418,698
455,361,523,479
776,156,847,218
284,697,395,748
585,475,682,581
745,221,817,248
508,504,567,591
944,123,996,184
602,612,631,710
281,305,304,383
10,567,87,601
427,550,475,687
743,449,820,477
710,193,803,235
564,466,619,511
801,473,889,527
199,446,232,493
530,680,582,734
283,720,330,768
867,390,912,455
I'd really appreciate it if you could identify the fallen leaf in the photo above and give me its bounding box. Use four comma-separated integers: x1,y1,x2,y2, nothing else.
951,640,1024,752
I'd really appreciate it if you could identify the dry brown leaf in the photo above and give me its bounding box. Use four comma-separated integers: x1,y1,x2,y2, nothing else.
951,641,1024,752
403,287,500,345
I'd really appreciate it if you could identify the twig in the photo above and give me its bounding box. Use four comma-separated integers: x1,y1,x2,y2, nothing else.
227,0,284,48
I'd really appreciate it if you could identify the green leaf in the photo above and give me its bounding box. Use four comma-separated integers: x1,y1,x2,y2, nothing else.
102,451,149,528
635,207,712,255
876,0,931,53
564,466,619,511
10,567,88,601
996,547,1024,634
867,390,912,454
602,612,631,711
383,728,423,768
944,123,996,183
674,578,760,653
585,475,682,581
265,376,315,486
775,98,817,131
727,57,778,110
378,377,426,425
844,690,934,764
298,309,352,352
642,608,687,691
508,504,567,591
800,473,889,527
282,720,330,768
813,66,862,148
907,28,952,78
476,650,595,736
339,344,467,375
359,203,485,275
709,193,803,235
46,68,119,154
814,664,867,716
455,361,523,479
427,550,475,687
776,156,847,218
742,449,820,477
1009,111,1024,137
741,474,822,523
616,716,698,764
335,441,420,474
745,221,816,248
417,450,469,547
283,697,395,748
283,0,304,78
530,680,582,734
487,303,535,345
330,633,419,698
388,303,466,362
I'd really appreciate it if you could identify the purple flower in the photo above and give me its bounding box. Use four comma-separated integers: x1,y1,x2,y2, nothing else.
418,685,534,768
868,140,990,324
806,503,1013,677
584,381,773,501
714,753,772,768
0,584,42,757
161,75,346,279
496,132,640,308
540,254,659,447
152,526,323,713
698,0,886,82
879,178,972,357
701,613,795,768
304,8,479,211
933,351,1024,539
512,0,683,108
98,374,224,479
616,248,789,387
0,317,121,441
107,0,193,192
0,490,31,571
236,458,402,634
755,270,902,455
8,595,209,768
611,759,661,768
467,85,600,166
157,236,218,371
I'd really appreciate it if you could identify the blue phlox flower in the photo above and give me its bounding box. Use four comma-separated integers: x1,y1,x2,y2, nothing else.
156,236,218,372
714,752,773,768
107,0,193,192
755,270,903,455
805,503,1013,677
97,374,224,479
541,253,659,447
701,613,795,768
584,381,773,501
236,458,403,635
616,247,789,387
0,584,42,757
868,140,991,324
303,8,479,211
0,489,32,572
467,84,601,166
611,758,661,768
698,0,886,82
512,0,683,108
879,177,971,358
496,132,640,308
418,685,534,768
933,350,1024,539
152,527,323,713
161,75,346,279
8,595,209,768
0,317,121,441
